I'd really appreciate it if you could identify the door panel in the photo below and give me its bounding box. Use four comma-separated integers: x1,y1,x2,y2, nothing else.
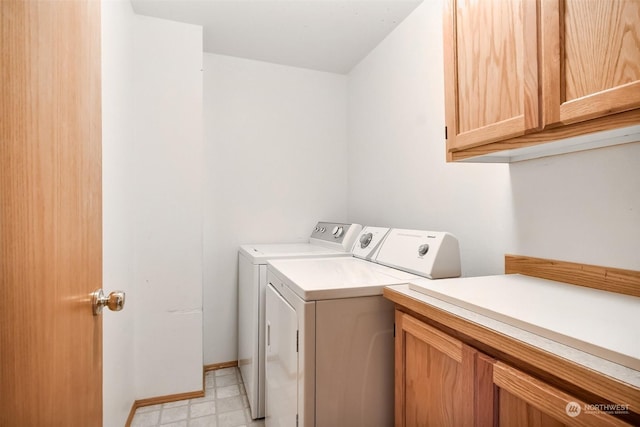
0,0,102,425
564,0,639,101
456,0,523,133
542,0,640,125
498,389,565,427
492,362,631,427
395,311,475,427
444,0,540,152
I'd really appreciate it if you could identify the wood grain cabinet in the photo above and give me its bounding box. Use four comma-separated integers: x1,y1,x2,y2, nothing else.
394,310,476,427
443,0,640,162
395,310,633,427
486,359,630,427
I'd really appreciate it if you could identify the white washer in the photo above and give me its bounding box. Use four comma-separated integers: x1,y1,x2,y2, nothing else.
238,222,362,419
265,227,461,427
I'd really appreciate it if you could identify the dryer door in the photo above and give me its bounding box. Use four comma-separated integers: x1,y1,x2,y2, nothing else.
265,283,298,427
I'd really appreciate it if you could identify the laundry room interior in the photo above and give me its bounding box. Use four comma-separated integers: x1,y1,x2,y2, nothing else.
98,0,640,426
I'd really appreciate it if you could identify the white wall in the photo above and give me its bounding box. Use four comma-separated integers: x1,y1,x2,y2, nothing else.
102,1,136,425
102,2,204,423
509,144,640,270
347,0,640,274
103,0,640,414
347,0,512,276
203,54,349,364
132,15,204,398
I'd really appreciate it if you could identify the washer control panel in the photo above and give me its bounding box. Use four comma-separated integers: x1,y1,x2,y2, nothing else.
309,222,362,251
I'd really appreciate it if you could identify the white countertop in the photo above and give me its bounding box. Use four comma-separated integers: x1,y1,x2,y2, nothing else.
408,274,640,371
268,256,419,300
388,283,640,388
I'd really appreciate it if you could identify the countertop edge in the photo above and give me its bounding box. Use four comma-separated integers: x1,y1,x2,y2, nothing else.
383,284,640,413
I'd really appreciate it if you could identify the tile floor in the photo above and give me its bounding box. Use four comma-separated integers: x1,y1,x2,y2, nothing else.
130,367,265,427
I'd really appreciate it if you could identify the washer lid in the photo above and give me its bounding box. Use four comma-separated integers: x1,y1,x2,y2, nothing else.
239,243,347,264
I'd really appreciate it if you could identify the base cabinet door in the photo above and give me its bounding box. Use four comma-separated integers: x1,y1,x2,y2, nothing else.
394,310,476,427
395,310,633,427
490,361,631,427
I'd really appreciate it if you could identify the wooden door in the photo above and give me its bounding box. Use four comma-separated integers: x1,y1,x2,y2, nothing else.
443,0,540,156
0,1,103,426
541,0,640,127
490,361,630,427
394,310,475,427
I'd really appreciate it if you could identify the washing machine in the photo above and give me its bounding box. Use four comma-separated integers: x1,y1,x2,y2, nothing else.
238,221,362,419
265,227,461,427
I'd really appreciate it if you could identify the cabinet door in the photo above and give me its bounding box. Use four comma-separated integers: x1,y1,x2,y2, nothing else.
443,0,540,154
394,310,475,427
541,0,640,126
492,361,631,427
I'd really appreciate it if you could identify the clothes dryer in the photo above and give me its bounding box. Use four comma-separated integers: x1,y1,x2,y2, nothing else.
265,227,461,427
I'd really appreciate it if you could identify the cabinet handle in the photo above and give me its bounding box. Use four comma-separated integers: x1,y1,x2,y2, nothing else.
267,322,271,347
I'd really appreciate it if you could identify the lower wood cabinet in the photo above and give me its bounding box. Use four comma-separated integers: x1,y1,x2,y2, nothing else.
490,359,629,427
395,310,631,427
395,310,476,427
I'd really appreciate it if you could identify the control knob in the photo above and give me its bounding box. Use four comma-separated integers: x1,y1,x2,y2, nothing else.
418,244,429,256
332,226,344,238
359,232,373,248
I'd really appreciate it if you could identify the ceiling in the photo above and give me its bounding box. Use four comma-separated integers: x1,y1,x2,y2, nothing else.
130,0,423,74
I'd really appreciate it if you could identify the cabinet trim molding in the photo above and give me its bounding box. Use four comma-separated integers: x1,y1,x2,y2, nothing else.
494,362,630,427
505,254,640,298
450,110,640,162
401,311,463,363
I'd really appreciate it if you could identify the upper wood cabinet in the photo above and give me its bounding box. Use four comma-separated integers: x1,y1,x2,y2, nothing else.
542,0,640,126
444,0,640,162
443,0,540,154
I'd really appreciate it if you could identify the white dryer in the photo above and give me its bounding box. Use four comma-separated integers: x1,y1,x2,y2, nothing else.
265,227,461,427
238,221,362,419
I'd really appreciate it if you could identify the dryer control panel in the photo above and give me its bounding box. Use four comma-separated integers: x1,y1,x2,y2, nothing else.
352,226,391,260
376,229,461,279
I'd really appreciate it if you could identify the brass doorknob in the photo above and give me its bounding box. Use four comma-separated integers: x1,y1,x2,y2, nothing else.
92,289,125,315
